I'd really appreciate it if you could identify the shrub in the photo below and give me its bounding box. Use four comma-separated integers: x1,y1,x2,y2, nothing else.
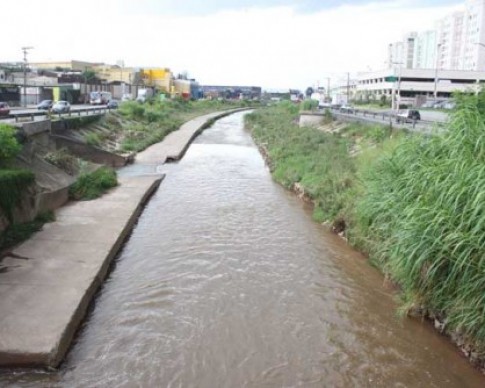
44,148,80,175
85,132,103,146
356,92,485,344
300,99,318,111
69,167,118,200
0,169,35,222
0,211,55,251
0,124,21,165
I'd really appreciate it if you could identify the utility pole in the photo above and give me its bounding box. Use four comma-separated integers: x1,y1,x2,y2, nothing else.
21,46,33,107
346,72,350,104
434,43,442,101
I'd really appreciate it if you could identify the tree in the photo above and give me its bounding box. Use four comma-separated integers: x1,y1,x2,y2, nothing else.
305,87,314,98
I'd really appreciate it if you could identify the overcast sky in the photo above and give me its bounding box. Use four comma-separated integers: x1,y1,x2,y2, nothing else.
3,0,462,90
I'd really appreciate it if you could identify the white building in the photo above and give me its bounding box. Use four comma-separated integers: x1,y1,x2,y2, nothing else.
356,68,485,107
436,11,465,70
413,30,437,69
462,0,485,70
387,0,485,72
388,32,417,69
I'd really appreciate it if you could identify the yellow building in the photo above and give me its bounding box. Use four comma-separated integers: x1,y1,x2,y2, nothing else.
93,65,138,84
30,60,102,71
140,68,172,91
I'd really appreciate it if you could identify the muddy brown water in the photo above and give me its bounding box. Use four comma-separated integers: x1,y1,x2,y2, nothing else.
1,111,484,387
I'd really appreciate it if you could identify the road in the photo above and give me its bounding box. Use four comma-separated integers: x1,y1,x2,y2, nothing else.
0,104,110,125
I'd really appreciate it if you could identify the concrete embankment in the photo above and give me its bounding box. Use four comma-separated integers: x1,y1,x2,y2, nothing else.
0,175,163,368
135,108,250,164
0,108,250,369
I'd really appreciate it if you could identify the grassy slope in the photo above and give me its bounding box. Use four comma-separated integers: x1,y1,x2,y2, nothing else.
245,100,485,361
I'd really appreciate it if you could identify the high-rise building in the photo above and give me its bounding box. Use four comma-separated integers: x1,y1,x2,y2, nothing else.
436,11,465,70
413,30,437,69
387,32,417,68
462,0,485,70
386,0,485,71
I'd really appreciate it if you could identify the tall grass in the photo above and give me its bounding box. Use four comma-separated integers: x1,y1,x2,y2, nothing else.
246,102,359,224
356,92,485,346
247,97,485,354
69,167,118,200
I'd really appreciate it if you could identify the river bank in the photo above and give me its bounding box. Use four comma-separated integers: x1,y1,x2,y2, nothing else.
0,107,253,369
245,99,485,373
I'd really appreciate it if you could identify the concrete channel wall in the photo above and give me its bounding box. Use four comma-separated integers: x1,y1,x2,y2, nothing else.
0,107,253,369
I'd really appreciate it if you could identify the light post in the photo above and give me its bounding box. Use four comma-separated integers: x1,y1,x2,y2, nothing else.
474,42,485,94
21,46,33,107
434,43,442,101
325,77,330,102
390,61,403,111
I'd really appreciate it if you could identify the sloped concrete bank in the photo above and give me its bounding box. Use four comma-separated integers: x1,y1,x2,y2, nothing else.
135,108,252,165
0,109,251,369
0,175,163,368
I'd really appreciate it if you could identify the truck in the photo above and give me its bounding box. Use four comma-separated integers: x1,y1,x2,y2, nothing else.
136,88,154,103
331,94,348,107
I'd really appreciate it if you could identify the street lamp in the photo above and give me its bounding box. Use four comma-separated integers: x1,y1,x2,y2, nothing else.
474,42,485,94
434,43,442,101
390,61,403,111
21,46,33,107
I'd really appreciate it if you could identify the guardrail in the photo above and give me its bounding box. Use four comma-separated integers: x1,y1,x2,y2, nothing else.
327,106,435,129
2,106,114,123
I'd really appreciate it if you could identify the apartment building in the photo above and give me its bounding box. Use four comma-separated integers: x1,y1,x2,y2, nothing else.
387,0,485,71
388,32,417,68
412,30,437,69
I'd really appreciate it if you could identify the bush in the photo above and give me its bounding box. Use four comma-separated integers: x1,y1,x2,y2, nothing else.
0,124,21,165
85,132,103,146
44,148,80,175
300,99,318,111
0,169,35,222
69,167,118,200
0,211,54,251
356,92,485,345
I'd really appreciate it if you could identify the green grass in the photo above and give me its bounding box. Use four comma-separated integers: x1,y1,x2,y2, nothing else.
0,169,35,222
246,96,485,354
245,103,364,226
69,167,118,200
95,98,256,154
0,211,55,252
356,93,485,346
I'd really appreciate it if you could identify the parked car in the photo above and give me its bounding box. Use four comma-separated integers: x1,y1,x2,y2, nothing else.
37,99,53,110
396,109,421,123
421,101,435,108
51,101,71,114
107,100,118,109
0,102,10,116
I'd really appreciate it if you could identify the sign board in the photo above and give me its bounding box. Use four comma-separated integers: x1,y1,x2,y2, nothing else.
385,76,398,82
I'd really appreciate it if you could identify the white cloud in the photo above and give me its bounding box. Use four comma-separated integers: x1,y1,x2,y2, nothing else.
2,1,462,89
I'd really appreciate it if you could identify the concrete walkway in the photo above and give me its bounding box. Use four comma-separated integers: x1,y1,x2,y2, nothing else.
135,108,248,164
0,175,163,368
0,107,249,369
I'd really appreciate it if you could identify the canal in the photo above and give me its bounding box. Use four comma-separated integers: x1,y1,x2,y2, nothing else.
2,111,483,387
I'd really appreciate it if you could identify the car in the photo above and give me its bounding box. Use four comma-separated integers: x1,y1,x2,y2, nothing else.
340,105,355,114
121,93,133,102
37,99,53,110
396,109,420,123
107,100,118,109
0,102,10,116
51,100,71,114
